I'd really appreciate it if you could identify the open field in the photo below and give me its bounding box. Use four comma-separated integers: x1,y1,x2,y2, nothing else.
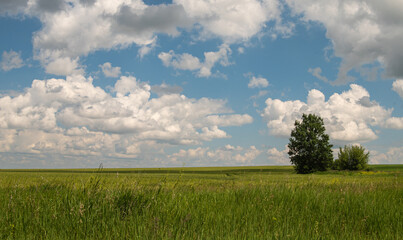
1,165,402,239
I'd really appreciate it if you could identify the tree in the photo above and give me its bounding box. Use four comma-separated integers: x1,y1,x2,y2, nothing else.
333,145,369,170
288,113,333,174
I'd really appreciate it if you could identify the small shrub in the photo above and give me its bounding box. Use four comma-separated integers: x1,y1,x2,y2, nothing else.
334,145,369,170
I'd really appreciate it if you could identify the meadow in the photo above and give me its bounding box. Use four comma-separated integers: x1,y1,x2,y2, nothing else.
0,165,402,239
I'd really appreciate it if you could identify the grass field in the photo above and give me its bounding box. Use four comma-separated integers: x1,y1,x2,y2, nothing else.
1,165,402,239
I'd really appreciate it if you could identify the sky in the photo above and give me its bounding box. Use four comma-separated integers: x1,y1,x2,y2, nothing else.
1,0,403,169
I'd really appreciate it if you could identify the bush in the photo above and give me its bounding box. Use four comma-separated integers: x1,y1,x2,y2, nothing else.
334,145,369,170
288,113,333,174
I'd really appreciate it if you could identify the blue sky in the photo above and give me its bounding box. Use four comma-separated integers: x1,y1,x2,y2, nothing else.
1,0,403,168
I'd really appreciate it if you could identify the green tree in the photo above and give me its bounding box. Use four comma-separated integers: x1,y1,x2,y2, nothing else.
333,145,369,170
288,113,333,174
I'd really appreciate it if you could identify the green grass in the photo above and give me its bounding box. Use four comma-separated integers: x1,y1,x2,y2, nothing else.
1,165,402,239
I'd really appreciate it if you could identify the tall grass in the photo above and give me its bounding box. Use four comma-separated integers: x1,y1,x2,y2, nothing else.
0,165,402,239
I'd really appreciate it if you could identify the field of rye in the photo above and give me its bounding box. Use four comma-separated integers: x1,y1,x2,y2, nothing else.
0,165,402,239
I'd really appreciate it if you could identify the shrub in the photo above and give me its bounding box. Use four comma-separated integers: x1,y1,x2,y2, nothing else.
288,113,333,174
334,145,369,170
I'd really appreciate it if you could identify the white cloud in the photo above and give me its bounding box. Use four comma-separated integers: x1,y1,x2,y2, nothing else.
1,0,292,75
262,84,403,143
159,44,232,77
199,44,232,77
1,50,24,71
168,144,300,166
248,76,269,88
174,0,289,42
308,67,329,83
266,145,290,165
0,0,28,15
371,147,403,164
204,114,253,127
100,62,121,78
250,91,269,106
392,79,403,99
169,145,262,166
286,0,403,84
29,0,189,75
138,40,156,59
237,47,245,54
44,57,83,76
0,74,252,160
159,51,202,71
232,146,261,164
151,83,183,97
31,0,67,13
384,117,403,129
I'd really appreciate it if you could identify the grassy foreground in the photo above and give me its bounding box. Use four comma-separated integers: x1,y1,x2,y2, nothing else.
0,165,402,239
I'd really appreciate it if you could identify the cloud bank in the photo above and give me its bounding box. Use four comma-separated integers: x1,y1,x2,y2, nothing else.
0,75,252,165
0,0,290,76
168,145,262,166
262,84,403,143
2,0,402,84
287,0,403,84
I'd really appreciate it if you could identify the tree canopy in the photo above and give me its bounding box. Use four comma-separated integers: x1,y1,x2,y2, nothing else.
288,113,333,174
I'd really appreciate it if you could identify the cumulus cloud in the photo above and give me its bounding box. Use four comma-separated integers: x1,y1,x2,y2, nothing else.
371,147,403,164
151,83,183,97
159,52,201,71
159,44,231,77
262,84,403,143
248,76,269,88
266,145,290,165
175,0,292,42
32,0,67,13
1,50,24,71
392,79,403,99
29,0,190,75
0,75,252,160
1,0,292,75
44,57,83,76
111,4,189,39
384,117,403,129
286,0,403,84
0,0,28,15
100,62,121,78
168,144,300,166
138,40,156,59
168,145,262,166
